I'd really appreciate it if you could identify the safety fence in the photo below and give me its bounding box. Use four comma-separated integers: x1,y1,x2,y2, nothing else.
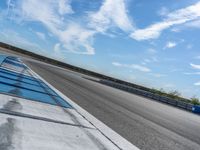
100,79,194,112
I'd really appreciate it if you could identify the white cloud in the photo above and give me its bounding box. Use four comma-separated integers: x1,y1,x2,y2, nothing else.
142,57,158,65
58,24,95,55
8,0,95,55
7,0,134,55
165,41,177,48
112,62,151,72
112,62,123,67
35,32,46,40
130,1,200,40
20,0,63,26
190,63,200,69
194,81,200,86
88,0,134,33
58,0,73,15
51,25,95,55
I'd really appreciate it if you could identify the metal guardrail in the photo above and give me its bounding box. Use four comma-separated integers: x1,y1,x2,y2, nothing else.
100,79,195,112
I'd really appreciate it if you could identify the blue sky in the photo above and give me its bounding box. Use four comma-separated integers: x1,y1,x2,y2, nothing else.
0,0,200,98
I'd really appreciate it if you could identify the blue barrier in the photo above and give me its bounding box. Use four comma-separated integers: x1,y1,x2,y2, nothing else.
100,79,196,113
192,105,200,114
3,58,27,69
0,55,7,65
0,55,72,108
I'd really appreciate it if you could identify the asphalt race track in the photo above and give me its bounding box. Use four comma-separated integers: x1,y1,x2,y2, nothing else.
23,59,200,150
1,45,200,150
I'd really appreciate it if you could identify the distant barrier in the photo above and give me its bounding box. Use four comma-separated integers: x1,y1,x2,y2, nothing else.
192,106,200,113
100,79,195,112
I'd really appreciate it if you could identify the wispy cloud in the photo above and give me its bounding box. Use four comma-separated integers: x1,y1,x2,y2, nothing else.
142,57,158,65
57,24,95,55
112,62,151,72
7,0,95,55
194,81,200,86
88,0,134,33
58,0,73,15
6,0,134,55
130,1,200,40
165,41,177,48
191,63,200,69
18,0,64,25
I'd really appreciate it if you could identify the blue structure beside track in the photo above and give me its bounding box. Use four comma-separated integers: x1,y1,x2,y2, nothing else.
192,105,200,114
0,54,72,108
0,55,7,65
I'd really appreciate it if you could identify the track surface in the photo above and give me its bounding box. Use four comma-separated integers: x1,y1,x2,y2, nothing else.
25,59,200,150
